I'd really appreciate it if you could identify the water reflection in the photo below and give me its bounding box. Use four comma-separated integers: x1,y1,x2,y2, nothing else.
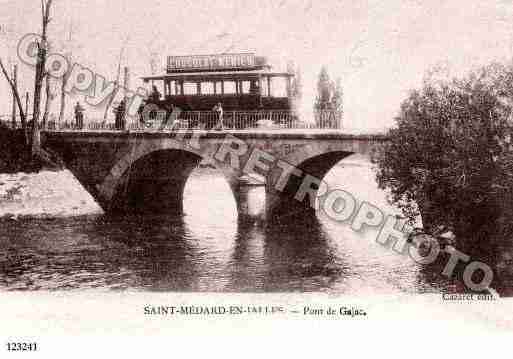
262,216,346,292
0,163,512,295
0,214,348,292
95,214,204,291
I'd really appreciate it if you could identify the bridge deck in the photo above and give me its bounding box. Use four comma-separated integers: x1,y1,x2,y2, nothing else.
42,128,387,140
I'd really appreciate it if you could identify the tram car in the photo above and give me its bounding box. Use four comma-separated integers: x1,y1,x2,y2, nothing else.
141,53,296,129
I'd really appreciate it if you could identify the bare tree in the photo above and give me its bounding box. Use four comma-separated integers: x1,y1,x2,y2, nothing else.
0,25,27,139
58,21,74,124
31,0,53,154
11,64,17,129
104,37,129,120
58,72,67,124
42,75,54,129
25,92,30,118
0,59,28,143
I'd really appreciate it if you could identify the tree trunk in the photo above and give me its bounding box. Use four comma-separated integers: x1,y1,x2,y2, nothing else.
58,75,67,125
31,0,53,156
24,92,29,142
104,46,125,120
122,66,129,129
59,23,73,126
11,64,17,129
25,92,29,117
42,75,52,129
31,45,44,154
0,59,28,144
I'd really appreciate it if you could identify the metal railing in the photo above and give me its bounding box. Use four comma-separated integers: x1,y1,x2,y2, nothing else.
0,113,33,130
174,110,305,130
1,110,343,131
314,110,344,129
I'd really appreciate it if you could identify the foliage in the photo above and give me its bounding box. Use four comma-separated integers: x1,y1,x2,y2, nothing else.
330,77,343,113
291,65,303,102
314,66,343,113
374,62,513,245
314,67,331,110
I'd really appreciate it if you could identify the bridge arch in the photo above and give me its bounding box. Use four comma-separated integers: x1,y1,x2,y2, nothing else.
96,141,239,214
266,149,355,219
43,131,386,218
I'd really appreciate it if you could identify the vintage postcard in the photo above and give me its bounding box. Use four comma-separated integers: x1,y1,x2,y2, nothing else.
0,0,512,357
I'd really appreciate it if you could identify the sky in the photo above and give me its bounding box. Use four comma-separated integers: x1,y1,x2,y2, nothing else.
2,0,513,130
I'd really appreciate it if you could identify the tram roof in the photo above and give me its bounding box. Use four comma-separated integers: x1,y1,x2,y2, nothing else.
142,70,293,82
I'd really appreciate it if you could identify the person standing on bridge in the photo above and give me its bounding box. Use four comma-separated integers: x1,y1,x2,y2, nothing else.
114,100,126,130
213,102,224,130
74,102,84,129
164,103,182,131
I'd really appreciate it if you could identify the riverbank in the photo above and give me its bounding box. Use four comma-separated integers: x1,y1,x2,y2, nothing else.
0,126,32,173
0,155,386,220
0,123,93,218
0,170,102,219
0,126,64,174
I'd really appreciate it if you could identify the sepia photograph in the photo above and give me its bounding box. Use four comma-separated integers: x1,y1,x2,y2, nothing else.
0,0,512,356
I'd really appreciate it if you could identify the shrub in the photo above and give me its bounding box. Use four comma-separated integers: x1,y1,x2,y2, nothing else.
374,63,513,247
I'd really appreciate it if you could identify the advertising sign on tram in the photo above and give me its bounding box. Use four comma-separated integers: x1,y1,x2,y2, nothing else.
167,53,256,72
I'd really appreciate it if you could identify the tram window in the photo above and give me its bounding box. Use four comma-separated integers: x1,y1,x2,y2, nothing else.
224,81,236,94
183,82,197,95
170,81,179,95
215,82,223,94
250,80,260,94
261,77,269,96
149,82,164,98
201,82,214,95
273,77,287,97
241,81,251,94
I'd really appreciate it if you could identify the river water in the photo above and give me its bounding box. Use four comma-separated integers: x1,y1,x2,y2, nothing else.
1,157,512,295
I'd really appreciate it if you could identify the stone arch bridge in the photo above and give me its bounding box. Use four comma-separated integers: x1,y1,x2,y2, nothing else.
43,131,387,220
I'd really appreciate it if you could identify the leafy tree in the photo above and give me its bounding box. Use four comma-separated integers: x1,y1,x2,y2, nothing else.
290,65,302,102
314,66,332,110
314,67,344,111
331,77,343,113
314,67,343,127
374,63,513,248
287,61,303,118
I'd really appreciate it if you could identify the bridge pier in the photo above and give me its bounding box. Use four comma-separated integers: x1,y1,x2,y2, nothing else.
264,171,317,222
232,176,266,222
